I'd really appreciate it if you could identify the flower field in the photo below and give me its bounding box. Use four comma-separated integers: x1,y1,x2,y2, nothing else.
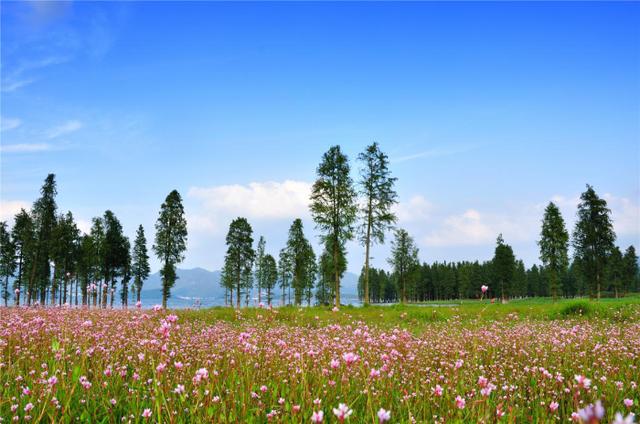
1,301,639,423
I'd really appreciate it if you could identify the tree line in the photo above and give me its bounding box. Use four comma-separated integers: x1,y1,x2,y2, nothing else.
0,174,188,308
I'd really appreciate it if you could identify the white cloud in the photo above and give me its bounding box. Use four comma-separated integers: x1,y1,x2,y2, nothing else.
1,117,22,132
394,195,434,222
46,120,83,139
1,78,35,93
0,143,52,153
604,194,640,237
423,209,497,247
0,200,30,223
76,219,92,235
187,180,312,234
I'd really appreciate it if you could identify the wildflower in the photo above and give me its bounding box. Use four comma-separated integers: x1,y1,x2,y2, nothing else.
174,361,183,370
342,352,359,366
624,399,634,408
311,410,324,423
136,301,142,308
578,401,605,422
110,399,117,406
293,405,301,413
432,385,443,397
481,285,488,293
174,384,185,394
213,396,220,403
141,408,152,419
47,376,58,386
156,363,166,374
575,375,592,389
455,395,466,409
333,403,353,421
278,398,285,405
330,359,340,369
193,368,208,384
332,307,339,312
24,403,34,412
260,385,268,393
377,408,391,423
549,401,559,412
455,359,464,369
613,413,636,424
370,368,381,378
478,376,488,388
152,304,163,311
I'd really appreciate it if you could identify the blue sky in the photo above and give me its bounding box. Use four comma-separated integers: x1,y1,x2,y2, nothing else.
1,1,639,273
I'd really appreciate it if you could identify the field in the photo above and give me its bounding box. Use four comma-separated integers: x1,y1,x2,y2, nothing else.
1,298,639,423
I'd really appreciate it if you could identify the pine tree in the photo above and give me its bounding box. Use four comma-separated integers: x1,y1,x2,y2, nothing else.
623,246,639,294
153,190,188,308
493,234,516,301
29,174,57,305
606,246,624,298
50,212,80,305
572,185,616,299
388,228,419,304
90,218,105,307
315,250,334,306
11,209,35,306
222,218,255,308
76,234,94,306
261,254,278,306
538,202,569,300
357,142,398,305
278,248,292,306
102,211,128,308
310,145,357,307
120,237,132,307
0,222,17,306
286,219,315,305
254,236,266,304
131,225,150,303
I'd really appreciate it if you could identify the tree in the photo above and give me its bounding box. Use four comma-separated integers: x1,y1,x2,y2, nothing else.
120,237,132,307
51,211,80,305
538,202,569,300
623,246,639,294
222,218,254,308
278,248,292,305
572,185,616,299
0,222,17,306
358,142,398,305
90,218,105,307
131,225,151,303
493,234,516,300
254,236,266,304
606,246,624,298
29,174,57,305
261,254,278,306
310,145,358,307
76,234,94,306
102,211,128,308
388,228,419,304
153,190,188,308
11,209,35,306
286,219,315,305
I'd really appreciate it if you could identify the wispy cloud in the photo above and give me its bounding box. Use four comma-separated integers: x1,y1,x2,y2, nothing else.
46,120,83,139
0,116,22,132
392,145,479,164
0,143,52,153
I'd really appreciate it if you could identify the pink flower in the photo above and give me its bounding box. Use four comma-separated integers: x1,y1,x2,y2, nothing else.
578,401,605,422
370,368,381,378
152,304,163,311
193,368,209,384
260,385,268,393
478,376,488,388
142,408,152,418
342,352,359,366
293,405,301,413
613,413,636,424
575,374,592,389
481,285,488,293
377,408,391,423
432,385,443,397
333,403,353,421
330,359,340,369
549,401,559,412
455,359,464,369
571,412,580,422
455,395,466,409
624,399,633,408
156,363,166,374
311,410,324,423
332,307,339,312
47,376,58,386
24,403,34,412
110,399,117,406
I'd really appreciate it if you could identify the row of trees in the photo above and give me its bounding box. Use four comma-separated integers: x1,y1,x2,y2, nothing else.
0,174,188,308
358,185,638,303
220,143,397,307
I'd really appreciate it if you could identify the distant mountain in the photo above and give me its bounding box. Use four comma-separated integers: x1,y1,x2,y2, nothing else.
141,267,359,300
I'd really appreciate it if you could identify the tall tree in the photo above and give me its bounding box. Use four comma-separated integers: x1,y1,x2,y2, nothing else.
11,209,35,306
90,218,105,307
278,248,292,305
254,236,266,304
606,246,624,298
131,225,151,303
222,218,255,308
538,202,569,300
0,222,17,306
310,145,358,307
51,211,80,305
261,254,278,306
358,142,398,305
388,228,419,304
153,190,188,308
572,185,616,299
120,237,132,307
623,246,639,294
29,174,57,305
102,211,128,308
76,234,94,306
493,234,516,300
286,219,315,305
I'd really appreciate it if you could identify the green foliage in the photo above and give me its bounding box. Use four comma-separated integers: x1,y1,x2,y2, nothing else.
222,217,255,308
560,300,593,317
132,225,151,302
286,219,315,305
0,221,16,305
388,228,419,304
153,190,188,307
357,142,398,305
261,254,278,305
572,185,616,299
493,234,516,299
539,202,569,299
310,145,357,306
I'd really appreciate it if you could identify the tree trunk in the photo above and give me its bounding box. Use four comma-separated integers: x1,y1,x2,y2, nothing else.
364,203,372,305
334,240,340,308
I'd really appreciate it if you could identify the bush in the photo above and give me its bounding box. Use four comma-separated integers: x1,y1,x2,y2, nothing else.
560,300,593,317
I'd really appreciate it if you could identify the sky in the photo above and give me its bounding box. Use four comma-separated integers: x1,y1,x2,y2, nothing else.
1,1,639,274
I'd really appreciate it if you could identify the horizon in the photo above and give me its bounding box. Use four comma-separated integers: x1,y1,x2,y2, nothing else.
2,2,639,274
